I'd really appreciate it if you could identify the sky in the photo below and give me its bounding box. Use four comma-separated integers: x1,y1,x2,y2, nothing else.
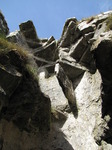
0,0,112,39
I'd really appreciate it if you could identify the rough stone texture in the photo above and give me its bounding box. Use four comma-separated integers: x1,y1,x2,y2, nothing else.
58,18,81,48
69,36,96,73
3,73,51,132
0,11,9,35
69,36,88,60
58,58,86,81
74,71,102,149
0,71,103,150
6,31,28,48
1,10,112,150
19,20,42,48
55,63,78,116
0,51,51,134
38,69,68,111
0,65,22,110
0,64,22,97
78,20,95,34
92,32,112,145
34,40,57,62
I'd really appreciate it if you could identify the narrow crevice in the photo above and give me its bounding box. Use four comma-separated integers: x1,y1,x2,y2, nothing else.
94,42,112,145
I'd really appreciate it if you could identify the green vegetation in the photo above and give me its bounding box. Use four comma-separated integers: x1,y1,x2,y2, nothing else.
106,14,112,31
0,31,6,39
0,33,38,81
0,34,29,61
25,63,38,81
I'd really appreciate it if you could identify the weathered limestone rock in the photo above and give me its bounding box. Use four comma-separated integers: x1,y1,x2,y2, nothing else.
58,18,81,47
55,63,78,116
0,49,27,74
19,20,38,40
85,31,95,41
78,11,112,36
92,32,112,116
91,35,112,145
58,56,86,81
0,67,51,133
6,30,28,47
19,20,42,48
1,10,112,150
69,36,96,73
45,36,55,45
33,36,58,68
34,39,57,62
93,117,110,145
0,64,22,97
38,68,68,111
0,11,9,35
69,36,88,61
73,70,102,150
93,11,112,26
91,22,107,41
101,141,112,150
78,20,95,34
34,56,55,69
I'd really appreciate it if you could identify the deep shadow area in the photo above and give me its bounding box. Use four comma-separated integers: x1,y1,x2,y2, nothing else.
0,118,74,150
101,83,112,144
68,101,78,118
37,121,74,150
94,41,112,145
0,71,51,133
57,76,78,119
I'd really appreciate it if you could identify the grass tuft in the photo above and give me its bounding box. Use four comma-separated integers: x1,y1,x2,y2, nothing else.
25,63,38,81
0,33,39,82
0,35,29,61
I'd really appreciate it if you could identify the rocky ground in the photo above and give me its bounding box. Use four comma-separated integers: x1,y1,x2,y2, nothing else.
0,11,112,150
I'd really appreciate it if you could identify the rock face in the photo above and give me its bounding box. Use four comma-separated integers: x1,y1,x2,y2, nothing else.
0,11,9,35
0,10,112,150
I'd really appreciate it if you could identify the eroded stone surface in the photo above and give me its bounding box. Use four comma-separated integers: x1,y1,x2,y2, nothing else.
0,11,9,35
19,20,42,48
0,10,112,150
38,69,68,111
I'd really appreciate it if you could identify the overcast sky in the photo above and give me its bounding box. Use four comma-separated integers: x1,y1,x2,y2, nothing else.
0,0,112,39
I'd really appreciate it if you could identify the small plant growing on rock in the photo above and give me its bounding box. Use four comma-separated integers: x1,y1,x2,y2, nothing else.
0,31,6,39
0,35,29,61
25,63,38,81
0,35,40,83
